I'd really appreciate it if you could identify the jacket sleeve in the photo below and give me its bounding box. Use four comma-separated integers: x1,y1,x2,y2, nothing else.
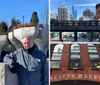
42,54,49,85
3,51,18,73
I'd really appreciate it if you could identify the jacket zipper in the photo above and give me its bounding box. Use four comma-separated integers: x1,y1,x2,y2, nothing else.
22,49,30,85
27,52,30,85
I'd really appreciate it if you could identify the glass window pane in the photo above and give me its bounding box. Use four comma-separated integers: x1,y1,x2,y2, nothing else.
71,49,80,52
88,46,96,50
71,44,80,53
77,32,90,42
87,44,95,46
90,54,99,60
51,44,64,60
50,32,60,40
70,61,81,68
88,50,98,52
53,44,64,52
50,61,60,68
62,32,74,41
93,63,97,67
51,53,62,60
75,63,79,67
88,45,98,53
71,54,80,60
69,44,81,68
91,61,100,69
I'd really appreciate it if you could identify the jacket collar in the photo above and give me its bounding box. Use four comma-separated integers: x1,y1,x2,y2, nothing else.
23,44,38,54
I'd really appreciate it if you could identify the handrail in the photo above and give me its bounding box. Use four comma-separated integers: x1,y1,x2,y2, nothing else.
51,21,100,26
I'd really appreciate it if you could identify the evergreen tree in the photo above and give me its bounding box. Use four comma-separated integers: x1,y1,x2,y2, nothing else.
30,12,39,26
10,17,21,29
0,21,8,32
0,21,8,34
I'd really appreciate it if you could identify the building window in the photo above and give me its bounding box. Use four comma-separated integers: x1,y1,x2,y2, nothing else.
71,53,80,60
77,32,90,42
70,60,81,68
89,54,99,60
50,32,60,41
51,53,62,60
88,46,97,53
62,32,74,41
87,44,100,69
69,44,82,69
51,61,60,69
50,44,64,69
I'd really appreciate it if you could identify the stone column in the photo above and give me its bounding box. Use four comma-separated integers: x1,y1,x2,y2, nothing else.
0,35,9,55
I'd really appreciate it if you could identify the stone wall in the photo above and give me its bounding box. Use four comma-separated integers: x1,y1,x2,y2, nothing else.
0,63,18,85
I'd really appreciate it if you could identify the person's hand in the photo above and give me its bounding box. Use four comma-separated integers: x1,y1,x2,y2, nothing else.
10,62,18,73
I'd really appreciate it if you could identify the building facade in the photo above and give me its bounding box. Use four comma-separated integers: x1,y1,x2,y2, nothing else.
50,12,58,20
72,6,77,20
58,5,72,21
79,9,94,21
50,43,100,85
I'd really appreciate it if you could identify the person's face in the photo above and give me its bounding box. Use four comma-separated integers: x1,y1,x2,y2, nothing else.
96,7,100,20
22,37,34,49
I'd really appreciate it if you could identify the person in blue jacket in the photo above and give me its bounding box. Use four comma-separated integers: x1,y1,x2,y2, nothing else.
3,36,49,85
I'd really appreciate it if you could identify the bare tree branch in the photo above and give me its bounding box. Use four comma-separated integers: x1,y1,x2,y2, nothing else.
40,4,49,28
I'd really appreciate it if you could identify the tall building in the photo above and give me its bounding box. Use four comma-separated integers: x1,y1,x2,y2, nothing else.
79,9,94,21
58,5,72,21
72,5,77,20
50,12,58,20
83,9,91,16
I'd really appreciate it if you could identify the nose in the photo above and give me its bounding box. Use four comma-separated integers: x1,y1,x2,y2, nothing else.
25,43,29,47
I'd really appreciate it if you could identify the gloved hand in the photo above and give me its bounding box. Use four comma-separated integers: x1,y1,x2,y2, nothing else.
10,62,19,73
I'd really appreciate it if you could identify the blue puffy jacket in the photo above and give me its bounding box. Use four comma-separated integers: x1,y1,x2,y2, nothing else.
4,45,49,85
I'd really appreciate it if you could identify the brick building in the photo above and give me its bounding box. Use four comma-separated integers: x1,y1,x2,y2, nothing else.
50,43,100,85
79,9,94,21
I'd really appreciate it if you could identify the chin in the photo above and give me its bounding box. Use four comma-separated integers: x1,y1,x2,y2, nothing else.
24,47,29,49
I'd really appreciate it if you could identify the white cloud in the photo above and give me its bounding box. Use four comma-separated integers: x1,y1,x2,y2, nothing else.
84,0,100,3
75,3,97,7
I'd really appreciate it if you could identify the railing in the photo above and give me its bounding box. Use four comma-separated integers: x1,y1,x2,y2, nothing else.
51,20,100,26
51,21,100,31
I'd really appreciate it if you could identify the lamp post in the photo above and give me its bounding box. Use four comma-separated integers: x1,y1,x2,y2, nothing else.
23,16,24,27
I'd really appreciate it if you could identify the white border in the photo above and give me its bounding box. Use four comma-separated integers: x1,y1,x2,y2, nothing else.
49,0,50,85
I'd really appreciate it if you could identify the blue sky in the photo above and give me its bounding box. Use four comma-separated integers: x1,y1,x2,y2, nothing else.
50,0,100,19
0,0,48,27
